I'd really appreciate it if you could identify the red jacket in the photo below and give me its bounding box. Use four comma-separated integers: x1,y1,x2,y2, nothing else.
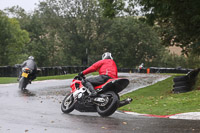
82,59,118,78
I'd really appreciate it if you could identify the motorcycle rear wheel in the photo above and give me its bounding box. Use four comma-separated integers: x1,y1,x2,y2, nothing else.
96,91,119,117
19,77,28,91
61,93,75,113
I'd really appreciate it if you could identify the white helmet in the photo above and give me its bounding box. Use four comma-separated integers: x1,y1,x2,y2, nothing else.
102,52,113,60
28,56,34,60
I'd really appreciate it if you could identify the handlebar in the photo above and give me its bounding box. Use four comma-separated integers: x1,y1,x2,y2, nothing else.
15,64,21,67
74,75,86,81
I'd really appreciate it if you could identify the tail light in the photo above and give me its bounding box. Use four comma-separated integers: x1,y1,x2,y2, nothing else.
25,68,30,71
23,68,32,73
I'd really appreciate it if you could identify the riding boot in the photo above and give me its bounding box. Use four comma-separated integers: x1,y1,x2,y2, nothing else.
17,72,22,81
85,82,97,97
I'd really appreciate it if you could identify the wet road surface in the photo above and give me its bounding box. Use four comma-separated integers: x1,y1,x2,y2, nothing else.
0,73,200,133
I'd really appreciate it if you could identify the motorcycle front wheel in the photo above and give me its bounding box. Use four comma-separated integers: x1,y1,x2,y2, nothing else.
96,91,119,117
61,93,75,113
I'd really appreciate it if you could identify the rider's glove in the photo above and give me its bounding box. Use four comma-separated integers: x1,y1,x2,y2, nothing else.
78,72,84,77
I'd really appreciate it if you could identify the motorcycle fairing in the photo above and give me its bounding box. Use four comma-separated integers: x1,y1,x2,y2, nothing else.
94,78,129,93
70,79,84,93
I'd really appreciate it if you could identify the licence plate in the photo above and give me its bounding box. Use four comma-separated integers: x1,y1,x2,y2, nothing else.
21,72,29,78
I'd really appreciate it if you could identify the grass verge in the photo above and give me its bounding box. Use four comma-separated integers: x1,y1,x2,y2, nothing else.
0,72,98,84
0,74,78,84
119,74,200,115
0,77,18,84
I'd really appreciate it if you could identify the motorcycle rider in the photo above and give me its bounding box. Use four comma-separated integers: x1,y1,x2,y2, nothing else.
79,52,118,97
18,56,37,83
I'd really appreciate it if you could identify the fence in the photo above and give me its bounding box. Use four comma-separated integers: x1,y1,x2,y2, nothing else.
0,66,193,77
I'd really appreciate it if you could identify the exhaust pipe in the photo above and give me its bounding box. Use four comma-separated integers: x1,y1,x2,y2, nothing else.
118,98,132,108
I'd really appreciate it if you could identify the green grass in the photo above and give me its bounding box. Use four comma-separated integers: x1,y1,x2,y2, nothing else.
0,77,18,84
119,74,200,115
0,72,98,84
0,74,78,84
35,74,78,81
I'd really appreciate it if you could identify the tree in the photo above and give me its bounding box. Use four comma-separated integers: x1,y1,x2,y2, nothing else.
98,0,140,18
99,0,200,56
6,5,62,66
99,0,125,18
3,0,171,68
4,6,51,66
51,0,111,65
135,0,200,56
0,11,29,66
34,2,63,66
102,17,164,67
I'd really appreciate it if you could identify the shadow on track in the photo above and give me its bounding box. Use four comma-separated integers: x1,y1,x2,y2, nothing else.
19,89,36,97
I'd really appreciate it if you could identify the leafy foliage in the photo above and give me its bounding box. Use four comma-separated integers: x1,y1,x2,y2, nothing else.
1,0,197,69
0,11,29,65
98,0,200,58
102,17,163,67
136,0,200,56
99,0,125,18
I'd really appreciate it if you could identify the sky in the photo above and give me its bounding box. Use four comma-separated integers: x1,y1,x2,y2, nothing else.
0,0,41,12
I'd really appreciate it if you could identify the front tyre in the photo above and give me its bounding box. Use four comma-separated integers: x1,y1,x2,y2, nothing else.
61,93,75,114
97,91,119,117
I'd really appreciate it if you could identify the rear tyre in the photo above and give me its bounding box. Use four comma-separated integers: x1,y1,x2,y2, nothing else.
61,93,75,113
97,91,119,117
19,77,28,91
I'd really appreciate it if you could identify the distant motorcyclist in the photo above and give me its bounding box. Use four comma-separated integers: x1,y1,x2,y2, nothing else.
18,56,37,83
79,52,118,96
138,63,144,73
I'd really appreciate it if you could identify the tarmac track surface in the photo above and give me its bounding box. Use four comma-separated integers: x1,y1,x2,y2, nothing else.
0,73,200,133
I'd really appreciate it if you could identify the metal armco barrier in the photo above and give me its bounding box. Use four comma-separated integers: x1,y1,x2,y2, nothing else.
0,66,194,77
149,67,193,74
0,66,18,77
